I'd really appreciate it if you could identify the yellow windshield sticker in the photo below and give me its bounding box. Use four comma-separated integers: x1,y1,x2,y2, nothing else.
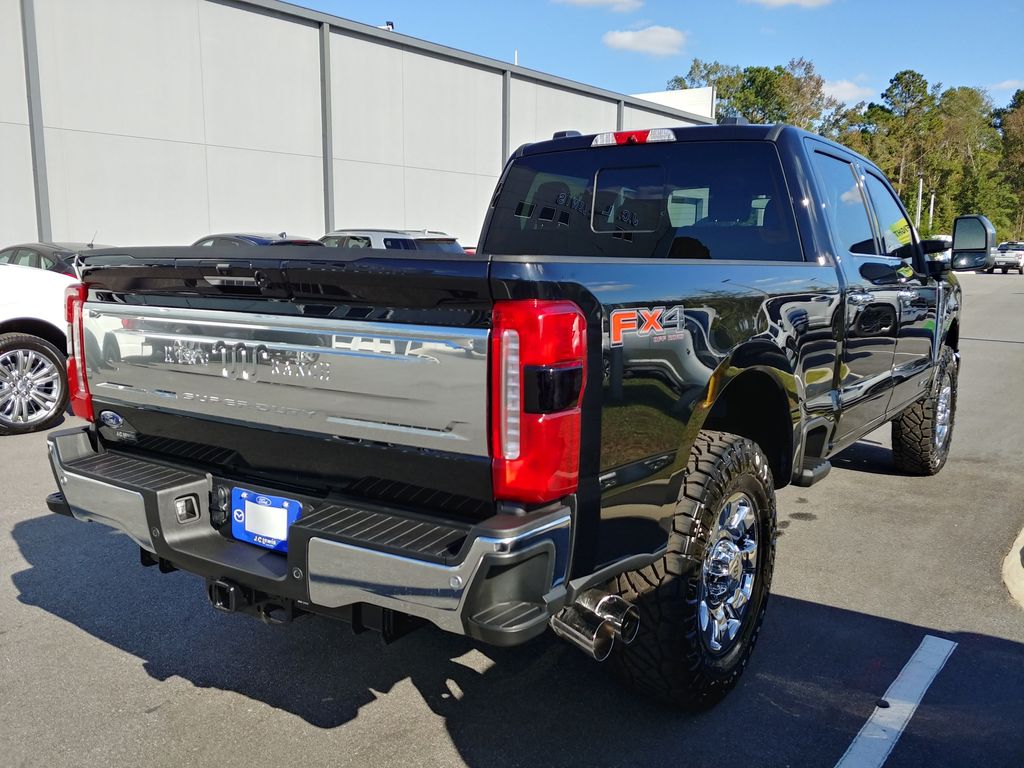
890,218,912,246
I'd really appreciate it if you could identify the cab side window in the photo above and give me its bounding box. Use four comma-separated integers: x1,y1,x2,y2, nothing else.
810,151,876,256
864,173,915,259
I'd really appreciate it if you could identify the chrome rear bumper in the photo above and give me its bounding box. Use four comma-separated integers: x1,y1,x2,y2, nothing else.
46,427,572,644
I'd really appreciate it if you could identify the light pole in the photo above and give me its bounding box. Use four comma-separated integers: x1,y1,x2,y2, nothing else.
928,192,935,233
921,175,929,231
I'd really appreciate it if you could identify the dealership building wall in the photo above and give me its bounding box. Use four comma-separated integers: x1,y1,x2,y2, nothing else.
1,0,711,248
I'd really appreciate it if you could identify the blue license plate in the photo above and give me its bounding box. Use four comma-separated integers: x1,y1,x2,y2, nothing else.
230,487,302,552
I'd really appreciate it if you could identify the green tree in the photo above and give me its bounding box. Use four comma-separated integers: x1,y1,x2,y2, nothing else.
998,90,1024,237
668,57,840,130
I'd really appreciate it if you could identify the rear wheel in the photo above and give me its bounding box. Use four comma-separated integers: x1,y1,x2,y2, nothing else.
610,431,776,709
0,333,68,436
891,345,957,475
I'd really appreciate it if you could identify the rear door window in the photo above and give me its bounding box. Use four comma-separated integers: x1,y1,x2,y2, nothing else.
483,140,803,261
810,152,877,256
383,238,416,250
13,249,41,268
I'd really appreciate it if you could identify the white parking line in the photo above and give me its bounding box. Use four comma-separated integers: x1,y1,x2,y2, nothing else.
835,635,957,768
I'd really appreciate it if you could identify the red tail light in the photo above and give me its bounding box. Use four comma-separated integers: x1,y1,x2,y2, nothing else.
591,128,676,147
64,283,93,420
490,300,586,504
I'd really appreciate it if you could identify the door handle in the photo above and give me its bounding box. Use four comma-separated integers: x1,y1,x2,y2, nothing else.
897,289,919,301
848,291,872,305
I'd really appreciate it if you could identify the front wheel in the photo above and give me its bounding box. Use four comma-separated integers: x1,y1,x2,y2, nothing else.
610,431,776,709
891,346,957,475
0,333,68,436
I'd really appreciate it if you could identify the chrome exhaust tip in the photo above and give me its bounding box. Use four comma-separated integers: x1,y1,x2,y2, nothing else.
550,605,616,662
577,589,640,645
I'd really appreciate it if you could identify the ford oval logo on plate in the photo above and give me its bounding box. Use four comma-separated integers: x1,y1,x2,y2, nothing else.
99,410,124,428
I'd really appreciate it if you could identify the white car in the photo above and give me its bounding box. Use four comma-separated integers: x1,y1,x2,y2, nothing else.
0,263,74,434
320,229,465,253
993,241,1024,274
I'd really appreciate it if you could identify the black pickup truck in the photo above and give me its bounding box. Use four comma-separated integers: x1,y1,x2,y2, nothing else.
45,124,994,708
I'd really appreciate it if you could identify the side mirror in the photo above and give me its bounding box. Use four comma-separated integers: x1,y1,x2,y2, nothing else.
950,215,996,272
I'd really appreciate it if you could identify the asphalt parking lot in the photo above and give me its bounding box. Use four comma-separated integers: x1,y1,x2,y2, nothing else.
2,272,1023,768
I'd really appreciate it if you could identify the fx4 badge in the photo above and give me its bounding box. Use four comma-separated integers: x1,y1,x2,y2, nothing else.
609,305,686,347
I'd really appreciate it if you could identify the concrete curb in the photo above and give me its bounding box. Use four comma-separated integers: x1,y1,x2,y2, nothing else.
1001,527,1024,611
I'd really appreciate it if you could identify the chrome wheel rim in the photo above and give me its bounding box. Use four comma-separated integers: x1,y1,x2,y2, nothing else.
934,373,953,449
698,492,758,654
0,348,63,427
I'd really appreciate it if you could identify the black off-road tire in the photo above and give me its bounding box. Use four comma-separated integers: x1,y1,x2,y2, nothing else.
891,345,957,475
0,333,68,436
609,430,777,709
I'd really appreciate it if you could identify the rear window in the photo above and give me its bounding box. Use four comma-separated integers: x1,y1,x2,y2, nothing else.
413,239,465,254
483,141,802,261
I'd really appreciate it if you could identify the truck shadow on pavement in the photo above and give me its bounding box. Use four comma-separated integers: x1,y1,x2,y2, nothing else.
829,440,905,476
11,513,1024,767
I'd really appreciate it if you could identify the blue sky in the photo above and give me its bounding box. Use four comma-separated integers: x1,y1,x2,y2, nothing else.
298,0,1023,108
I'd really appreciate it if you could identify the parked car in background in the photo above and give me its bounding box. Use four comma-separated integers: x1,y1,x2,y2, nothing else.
0,242,110,277
191,233,323,247
0,263,73,434
993,241,1024,274
320,229,465,253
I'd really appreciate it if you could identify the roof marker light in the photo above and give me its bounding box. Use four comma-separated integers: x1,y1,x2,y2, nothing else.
591,128,676,147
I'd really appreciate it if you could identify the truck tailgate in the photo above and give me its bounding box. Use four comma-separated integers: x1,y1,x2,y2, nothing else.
87,304,487,454
79,248,494,513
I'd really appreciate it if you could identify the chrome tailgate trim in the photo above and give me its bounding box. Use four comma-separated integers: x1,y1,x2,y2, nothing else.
83,303,490,455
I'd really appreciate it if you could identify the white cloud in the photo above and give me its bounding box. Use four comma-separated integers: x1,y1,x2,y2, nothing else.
745,0,832,7
825,79,875,103
602,25,686,56
554,0,644,12
989,79,1024,91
